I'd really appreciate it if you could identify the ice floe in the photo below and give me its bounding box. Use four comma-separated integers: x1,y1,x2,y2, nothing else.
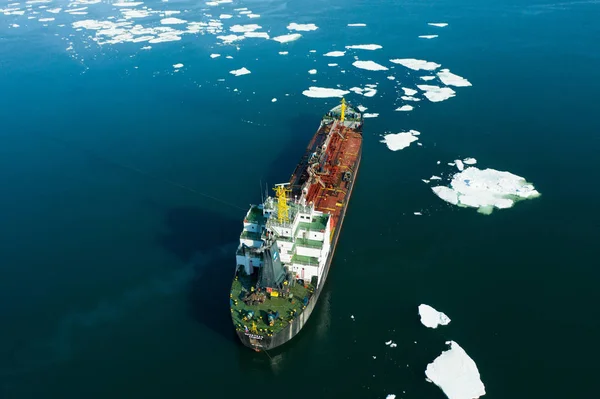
431,166,541,214
437,69,472,87
455,159,465,171
324,51,345,57
271,98,277,102
308,69,317,74
327,63,338,67
463,157,477,165
357,105,367,112
278,51,288,55
420,76,436,81
230,67,251,76
425,341,485,399
286,23,318,31
417,85,456,102
402,87,418,96
39,17,54,21
244,31,269,39
173,63,183,68
395,105,413,111
247,14,260,18
161,17,186,24
219,14,232,19
419,35,438,39
387,76,395,80
347,23,366,27
273,33,301,43
380,130,420,151
345,44,382,50
390,58,441,71
230,24,260,33
352,60,388,71
414,212,422,215
210,53,220,58
418,304,451,328
302,87,350,98
401,96,421,102
428,22,448,27
217,34,245,44
363,113,378,118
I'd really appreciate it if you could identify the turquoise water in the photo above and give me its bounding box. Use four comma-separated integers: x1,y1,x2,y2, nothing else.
1,0,599,398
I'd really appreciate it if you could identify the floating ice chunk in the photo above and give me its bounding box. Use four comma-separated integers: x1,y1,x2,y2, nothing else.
46,8,61,13
161,17,186,24
230,24,260,33
431,166,541,214
309,50,316,53
244,31,269,39
437,68,472,87
390,58,441,71
230,67,251,76
348,23,366,27
425,341,485,399
345,44,382,50
363,113,378,118
422,179,430,184
386,395,396,399
419,35,438,39
247,14,260,18
39,17,54,21
428,22,448,27
210,53,220,58
420,76,436,81
385,340,392,345
395,105,413,111
437,161,441,165
380,130,420,151
226,55,233,59
387,76,395,80
352,60,388,71
11,23,20,28
448,162,455,166
357,105,367,112
173,63,183,68
402,87,418,96
302,86,350,98
327,63,338,67
278,51,288,55
308,69,317,74
455,159,464,171
141,45,151,50
287,23,318,31
219,13,232,19
414,212,422,215
418,304,451,328
390,343,397,348
417,85,456,102
324,51,345,57
463,157,477,165
350,315,355,320
430,175,442,180
273,33,301,43
271,98,277,102
401,96,421,102
217,34,245,44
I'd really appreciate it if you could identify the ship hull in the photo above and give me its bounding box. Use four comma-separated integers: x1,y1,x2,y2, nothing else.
236,146,362,351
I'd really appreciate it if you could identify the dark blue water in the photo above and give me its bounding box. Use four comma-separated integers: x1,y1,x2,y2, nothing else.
1,0,599,398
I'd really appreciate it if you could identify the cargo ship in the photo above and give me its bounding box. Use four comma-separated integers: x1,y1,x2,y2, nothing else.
230,98,363,351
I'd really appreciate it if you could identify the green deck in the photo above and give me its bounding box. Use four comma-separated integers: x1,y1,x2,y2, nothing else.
230,273,314,336
245,206,267,225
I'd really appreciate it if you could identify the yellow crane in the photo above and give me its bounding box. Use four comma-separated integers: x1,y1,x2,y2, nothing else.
273,183,291,223
340,97,347,122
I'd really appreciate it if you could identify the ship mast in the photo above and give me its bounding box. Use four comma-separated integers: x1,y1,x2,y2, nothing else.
273,183,291,224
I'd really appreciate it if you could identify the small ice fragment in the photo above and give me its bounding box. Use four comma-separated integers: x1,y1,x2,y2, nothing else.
437,161,441,165
417,85,456,102
287,23,318,31
345,44,382,50
419,35,438,39
401,96,420,102
390,58,441,71
422,179,430,184
418,304,451,328
387,76,395,80
402,87,418,96
380,130,420,151
386,395,396,399
363,113,378,118
390,343,397,348
173,63,184,68
437,68,472,87
278,51,288,55
414,212,422,216
385,340,392,345
324,51,345,57
463,157,477,165
302,87,349,98
352,60,388,71
350,315,355,320
161,17,187,24
420,76,436,81
230,67,251,76
357,105,367,112
273,33,302,43
308,69,317,74
347,23,366,27
210,54,220,58
327,63,338,67
271,98,277,102
428,22,448,27
373,356,376,359
395,105,413,111
430,175,442,180
455,160,465,171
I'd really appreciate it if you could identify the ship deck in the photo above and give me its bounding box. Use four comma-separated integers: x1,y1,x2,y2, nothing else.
230,274,314,336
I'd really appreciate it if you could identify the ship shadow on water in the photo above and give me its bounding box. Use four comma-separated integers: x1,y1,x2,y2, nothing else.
157,205,243,344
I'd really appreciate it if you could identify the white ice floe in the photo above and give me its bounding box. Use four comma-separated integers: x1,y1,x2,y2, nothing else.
431,166,541,214
387,76,395,80
308,69,317,74
428,22,448,27
302,86,350,98
271,98,277,102
345,44,382,50
230,67,251,76
380,130,420,151
402,87,418,96
437,68,472,87
352,60,388,71
414,212,422,215
455,159,465,171
244,31,269,39
363,113,378,118
395,105,413,111
217,34,244,44
210,53,220,58
425,341,485,399
357,105,367,112
173,63,183,68
287,22,318,31
402,96,421,102
348,23,366,27
390,58,441,71
420,76,436,81
418,304,451,328
417,85,456,102
273,33,301,43
309,50,316,53
349,86,377,97
390,343,397,348
278,51,288,55
247,13,260,18
463,157,477,165
385,340,392,345
219,14,232,19
226,55,233,59
419,35,438,39
39,17,54,21
206,0,232,5
46,8,61,13
230,24,260,33
430,175,442,180
324,50,345,57
161,17,186,24
328,63,338,67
